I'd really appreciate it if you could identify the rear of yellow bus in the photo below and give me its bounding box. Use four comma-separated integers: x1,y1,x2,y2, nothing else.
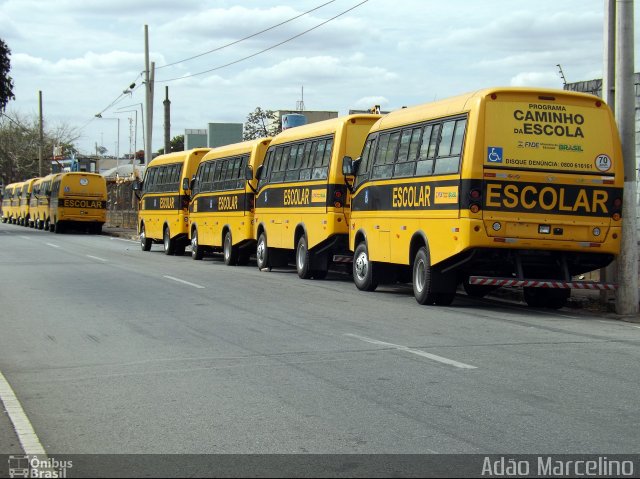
1,184,15,223
463,88,623,307
55,173,107,234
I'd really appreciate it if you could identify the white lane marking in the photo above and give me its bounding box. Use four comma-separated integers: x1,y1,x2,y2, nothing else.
163,275,205,289
633,326,640,330
86,255,108,262
344,333,477,370
0,369,47,456
45,243,60,249
19,236,30,240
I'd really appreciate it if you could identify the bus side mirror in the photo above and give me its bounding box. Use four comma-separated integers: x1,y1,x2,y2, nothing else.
132,179,141,191
342,156,354,176
182,177,190,191
255,165,264,180
245,166,254,181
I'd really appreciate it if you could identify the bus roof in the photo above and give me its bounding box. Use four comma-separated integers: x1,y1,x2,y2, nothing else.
270,114,381,145
372,87,605,132
201,138,272,162
147,148,211,167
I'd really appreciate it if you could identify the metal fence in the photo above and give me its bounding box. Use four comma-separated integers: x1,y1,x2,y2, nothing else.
105,179,138,230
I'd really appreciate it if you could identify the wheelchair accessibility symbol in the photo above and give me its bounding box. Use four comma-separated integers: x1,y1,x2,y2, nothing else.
487,147,503,163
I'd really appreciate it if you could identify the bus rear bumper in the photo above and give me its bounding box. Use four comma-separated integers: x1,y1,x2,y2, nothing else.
469,276,617,290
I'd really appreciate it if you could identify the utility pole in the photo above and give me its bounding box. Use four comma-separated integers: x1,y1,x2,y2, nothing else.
614,0,639,316
601,0,616,303
38,91,43,177
163,86,171,154
144,25,154,165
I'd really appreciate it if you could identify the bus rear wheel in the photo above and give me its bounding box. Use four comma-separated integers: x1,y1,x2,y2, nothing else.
163,226,175,255
413,246,435,305
191,228,203,260
353,242,378,292
256,232,270,270
223,231,238,266
296,235,312,279
140,224,152,251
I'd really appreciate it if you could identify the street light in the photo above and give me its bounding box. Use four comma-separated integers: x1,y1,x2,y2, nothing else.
117,103,145,163
115,109,138,160
95,114,120,176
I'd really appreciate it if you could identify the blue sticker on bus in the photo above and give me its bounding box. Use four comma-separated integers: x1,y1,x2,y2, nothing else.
487,147,503,163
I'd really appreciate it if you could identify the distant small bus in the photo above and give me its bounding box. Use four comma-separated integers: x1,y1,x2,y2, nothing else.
253,114,380,278
188,138,271,263
343,87,623,308
48,172,107,234
137,148,210,254
18,177,40,226
1,183,18,223
30,173,59,230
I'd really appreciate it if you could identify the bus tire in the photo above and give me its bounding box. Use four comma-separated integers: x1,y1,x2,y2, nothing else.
163,226,175,255
191,228,203,260
296,235,312,279
140,224,152,251
54,221,63,234
413,246,435,305
223,231,238,266
256,232,270,270
353,242,378,292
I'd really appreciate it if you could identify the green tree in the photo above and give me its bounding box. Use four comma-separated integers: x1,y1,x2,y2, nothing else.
0,38,15,112
157,134,185,154
243,107,281,140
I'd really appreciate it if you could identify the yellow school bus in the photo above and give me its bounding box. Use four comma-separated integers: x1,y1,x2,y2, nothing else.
254,114,381,278
343,87,623,308
19,177,40,226
49,172,107,234
188,138,271,263
30,174,59,230
1,183,18,223
137,148,210,254
8,181,25,224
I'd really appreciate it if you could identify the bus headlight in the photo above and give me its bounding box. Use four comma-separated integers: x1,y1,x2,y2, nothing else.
492,222,502,231
538,225,551,234
593,227,601,237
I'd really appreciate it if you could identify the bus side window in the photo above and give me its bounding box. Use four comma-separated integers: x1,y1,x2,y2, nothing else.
433,119,466,175
311,140,332,180
299,141,316,181
355,138,375,188
258,151,273,189
372,132,396,180
237,156,248,189
270,147,286,183
415,124,437,177
285,144,303,182
393,127,421,178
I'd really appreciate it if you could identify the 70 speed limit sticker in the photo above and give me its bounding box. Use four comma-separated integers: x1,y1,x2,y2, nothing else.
595,154,612,172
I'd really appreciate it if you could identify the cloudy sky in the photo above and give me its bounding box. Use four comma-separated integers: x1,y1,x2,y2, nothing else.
1,0,638,156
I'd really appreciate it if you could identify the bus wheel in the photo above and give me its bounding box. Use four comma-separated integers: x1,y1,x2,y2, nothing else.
256,232,270,270
296,235,312,279
163,226,175,255
191,229,203,260
54,221,64,234
353,242,378,291
223,231,238,266
140,224,152,251
413,246,435,305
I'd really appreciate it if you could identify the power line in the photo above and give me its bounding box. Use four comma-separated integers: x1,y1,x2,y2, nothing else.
157,0,369,83
157,0,336,70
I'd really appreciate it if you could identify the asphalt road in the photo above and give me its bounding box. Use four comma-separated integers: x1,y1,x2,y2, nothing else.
0,221,639,456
